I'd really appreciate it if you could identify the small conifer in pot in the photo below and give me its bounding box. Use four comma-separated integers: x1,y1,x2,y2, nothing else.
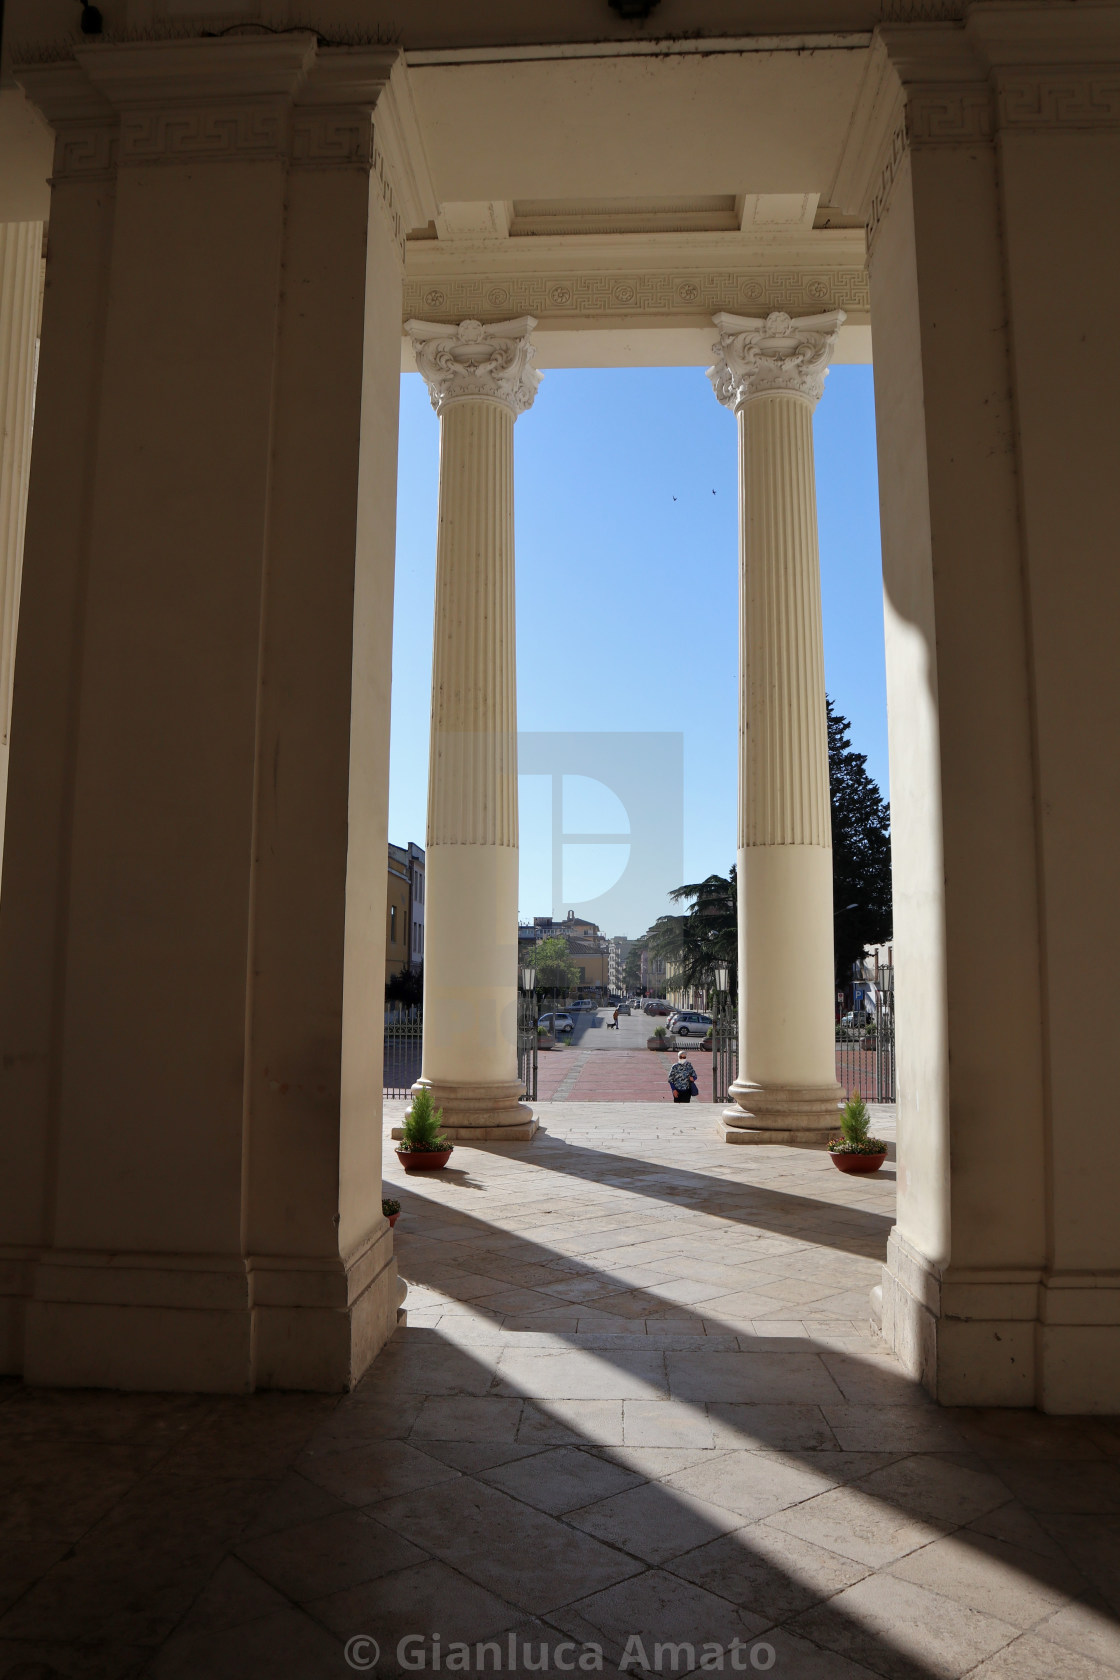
828,1091,888,1172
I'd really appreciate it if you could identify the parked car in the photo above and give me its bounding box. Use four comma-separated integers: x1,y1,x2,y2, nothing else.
643,1000,672,1016
569,999,595,1012
538,1012,575,1035
616,1003,631,1015
671,1011,713,1037
837,1010,874,1041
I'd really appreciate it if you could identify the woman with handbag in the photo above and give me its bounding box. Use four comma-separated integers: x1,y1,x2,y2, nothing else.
668,1050,698,1103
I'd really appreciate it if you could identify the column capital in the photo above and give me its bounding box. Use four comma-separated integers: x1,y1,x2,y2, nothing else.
708,309,845,412
406,317,541,417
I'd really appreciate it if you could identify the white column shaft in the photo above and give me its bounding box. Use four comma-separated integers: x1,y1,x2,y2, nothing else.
737,392,836,1090
709,308,844,1142
0,221,42,888
424,399,520,1087
406,315,539,1140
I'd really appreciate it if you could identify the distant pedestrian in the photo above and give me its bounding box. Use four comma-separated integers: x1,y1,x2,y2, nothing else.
610,1006,620,1029
668,1050,698,1103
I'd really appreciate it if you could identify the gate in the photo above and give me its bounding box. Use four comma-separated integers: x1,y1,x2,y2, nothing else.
835,963,896,1103
383,1005,422,1099
517,991,539,1102
711,1000,738,1104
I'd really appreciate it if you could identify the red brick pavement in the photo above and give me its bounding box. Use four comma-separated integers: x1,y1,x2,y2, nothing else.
531,1044,883,1104
534,1046,711,1102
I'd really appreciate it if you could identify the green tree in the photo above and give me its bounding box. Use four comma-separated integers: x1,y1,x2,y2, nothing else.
385,962,422,1008
623,940,646,994
829,699,893,984
647,870,737,999
531,935,580,994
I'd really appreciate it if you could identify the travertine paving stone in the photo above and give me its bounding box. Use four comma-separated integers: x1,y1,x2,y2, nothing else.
0,1101,1116,1678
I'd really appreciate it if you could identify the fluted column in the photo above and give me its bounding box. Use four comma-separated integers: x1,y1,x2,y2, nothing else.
405,317,538,1141
0,222,42,894
709,309,845,1143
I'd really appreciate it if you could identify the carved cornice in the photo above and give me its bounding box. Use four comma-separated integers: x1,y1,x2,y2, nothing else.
406,317,541,417
403,267,870,331
13,59,119,182
708,310,844,411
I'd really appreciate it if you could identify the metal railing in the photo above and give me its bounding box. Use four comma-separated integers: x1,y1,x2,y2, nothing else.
711,1001,738,1104
835,963,896,1103
383,1006,422,1099
517,992,539,1102
384,999,540,1104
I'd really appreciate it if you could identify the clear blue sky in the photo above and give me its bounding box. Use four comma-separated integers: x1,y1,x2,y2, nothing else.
389,363,886,936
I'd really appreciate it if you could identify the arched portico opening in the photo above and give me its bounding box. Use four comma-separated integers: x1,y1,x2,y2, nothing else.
0,10,1115,1417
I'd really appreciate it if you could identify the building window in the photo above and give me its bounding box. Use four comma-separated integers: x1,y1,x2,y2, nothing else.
390,905,397,943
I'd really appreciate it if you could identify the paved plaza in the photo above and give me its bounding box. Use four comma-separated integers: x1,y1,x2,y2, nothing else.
2,1100,1117,1678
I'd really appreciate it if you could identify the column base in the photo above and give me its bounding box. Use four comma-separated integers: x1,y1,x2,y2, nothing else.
721,1079,842,1145
398,1079,538,1143
4,1230,400,1393
881,1228,1120,1412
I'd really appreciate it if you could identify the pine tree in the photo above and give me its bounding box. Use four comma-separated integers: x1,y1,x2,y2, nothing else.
828,700,893,985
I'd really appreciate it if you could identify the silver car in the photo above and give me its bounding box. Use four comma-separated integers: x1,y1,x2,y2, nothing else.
671,1011,713,1037
538,1012,574,1035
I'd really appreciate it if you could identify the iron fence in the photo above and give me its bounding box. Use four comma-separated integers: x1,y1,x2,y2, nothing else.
711,1000,738,1104
835,963,896,1103
517,992,539,1102
383,1006,422,1099
384,1002,539,1104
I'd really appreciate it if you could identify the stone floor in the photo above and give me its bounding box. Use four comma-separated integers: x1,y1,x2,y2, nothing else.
2,1102,1118,1679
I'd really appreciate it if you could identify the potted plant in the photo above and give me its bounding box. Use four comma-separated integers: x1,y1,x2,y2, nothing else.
537,1024,557,1051
382,1197,401,1228
647,1025,670,1051
828,1090,888,1174
395,1089,454,1172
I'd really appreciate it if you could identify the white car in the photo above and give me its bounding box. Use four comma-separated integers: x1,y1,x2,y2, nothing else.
538,1012,574,1035
671,1011,713,1037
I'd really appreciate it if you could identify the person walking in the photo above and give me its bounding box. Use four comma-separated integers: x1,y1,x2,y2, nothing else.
668,1049,698,1103
610,1005,620,1030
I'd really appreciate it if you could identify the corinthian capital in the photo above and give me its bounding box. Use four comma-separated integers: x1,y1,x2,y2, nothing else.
406,316,541,417
708,309,845,412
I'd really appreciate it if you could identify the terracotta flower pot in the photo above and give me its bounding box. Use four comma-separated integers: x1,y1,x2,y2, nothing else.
396,1148,453,1172
830,1150,887,1175
387,1211,400,1227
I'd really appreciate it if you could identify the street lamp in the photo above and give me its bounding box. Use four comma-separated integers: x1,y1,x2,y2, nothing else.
519,962,537,994
713,961,731,995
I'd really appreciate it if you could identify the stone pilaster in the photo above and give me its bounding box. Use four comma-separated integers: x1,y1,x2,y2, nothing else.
709,309,844,1144
0,36,412,1392
405,317,539,1141
0,221,41,897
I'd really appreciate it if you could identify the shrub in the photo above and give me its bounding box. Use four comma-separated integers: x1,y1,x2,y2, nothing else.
399,1088,450,1153
828,1089,887,1155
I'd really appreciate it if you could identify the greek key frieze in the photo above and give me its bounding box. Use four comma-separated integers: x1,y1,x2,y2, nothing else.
908,86,993,143
998,73,1120,129
53,123,118,181
402,269,870,327
118,106,285,164
290,112,374,168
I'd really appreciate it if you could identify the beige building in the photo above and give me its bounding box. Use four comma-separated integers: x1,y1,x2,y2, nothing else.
0,0,1116,1421
384,844,411,981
